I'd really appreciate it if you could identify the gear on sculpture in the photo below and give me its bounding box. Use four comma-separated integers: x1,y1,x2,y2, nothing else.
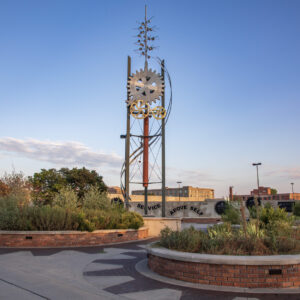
151,106,166,120
130,100,150,119
127,68,164,105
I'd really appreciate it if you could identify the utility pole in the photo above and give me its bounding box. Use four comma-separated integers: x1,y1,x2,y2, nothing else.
177,181,182,202
161,60,166,217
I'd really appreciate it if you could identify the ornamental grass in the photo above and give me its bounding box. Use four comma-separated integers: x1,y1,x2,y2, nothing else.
159,202,300,255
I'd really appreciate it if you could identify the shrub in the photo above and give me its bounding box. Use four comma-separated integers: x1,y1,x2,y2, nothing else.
81,186,110,210
29,205,73,231
160,227,206,253
159,221,300,255
119,211,144,229
0,191,144,231
0,194,26,230
0,180,9,197
0,171,31,205
221,202,241,224
260,205,293,229
83,208,143,230
293,202,300,217
53,187,78,210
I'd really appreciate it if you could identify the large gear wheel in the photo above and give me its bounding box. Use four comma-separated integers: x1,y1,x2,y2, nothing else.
127,68,164,105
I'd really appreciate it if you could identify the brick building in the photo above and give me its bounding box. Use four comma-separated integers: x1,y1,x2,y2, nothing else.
107,186,122,194
132,186,214,201
237,186,300,201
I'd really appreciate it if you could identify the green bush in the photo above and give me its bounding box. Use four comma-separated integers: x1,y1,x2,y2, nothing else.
53,187,78,210
83,208,143,230
221,202,241,224
0,192,143,231
29,206,74,231
119,211,144,229
159,221,300,255
160,227,206,253
259,203,291,225
81,186,110,210
293,202,300,217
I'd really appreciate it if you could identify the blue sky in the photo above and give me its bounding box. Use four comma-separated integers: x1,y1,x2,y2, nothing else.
0,0,299,197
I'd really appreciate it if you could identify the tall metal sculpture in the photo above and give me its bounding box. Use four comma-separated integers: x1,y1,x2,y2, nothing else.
121,6,172,217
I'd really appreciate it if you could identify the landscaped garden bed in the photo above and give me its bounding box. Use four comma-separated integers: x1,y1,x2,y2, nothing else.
147,244,300,288
0,169,147,247
147,200,300,289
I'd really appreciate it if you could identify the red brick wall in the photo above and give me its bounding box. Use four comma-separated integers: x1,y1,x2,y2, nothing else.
148,254,300,288
0,227,148,248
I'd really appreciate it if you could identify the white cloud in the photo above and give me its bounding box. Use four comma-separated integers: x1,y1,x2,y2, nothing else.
0,137,122,169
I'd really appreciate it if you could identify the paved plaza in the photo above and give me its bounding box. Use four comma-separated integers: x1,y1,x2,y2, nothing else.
0,239,299,300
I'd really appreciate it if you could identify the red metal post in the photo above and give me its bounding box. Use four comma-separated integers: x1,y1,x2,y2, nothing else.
143,116,149,187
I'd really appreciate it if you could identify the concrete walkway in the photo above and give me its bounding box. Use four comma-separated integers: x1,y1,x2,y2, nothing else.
0,240,299,300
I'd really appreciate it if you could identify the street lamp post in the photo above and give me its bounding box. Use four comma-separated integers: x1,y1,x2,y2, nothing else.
252,162,262,233
252,162,262,197
291,182,295,200
177,181,182,202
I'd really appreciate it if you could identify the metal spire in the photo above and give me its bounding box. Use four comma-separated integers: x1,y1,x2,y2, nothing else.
136,5,156,70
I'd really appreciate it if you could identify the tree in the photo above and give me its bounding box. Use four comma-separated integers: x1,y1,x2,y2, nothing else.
0,171,31,203
29,169,66,205
0,180,9,197
29,167,107,205
270,188,277,195
60,167,107,199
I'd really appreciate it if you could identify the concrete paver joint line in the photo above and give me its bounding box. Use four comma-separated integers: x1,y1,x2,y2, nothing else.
0,278,49,299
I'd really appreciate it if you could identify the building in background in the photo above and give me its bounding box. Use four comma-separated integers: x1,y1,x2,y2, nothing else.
107,185,215,202
132,186,214,202
107,186,122,194
236,186,300,201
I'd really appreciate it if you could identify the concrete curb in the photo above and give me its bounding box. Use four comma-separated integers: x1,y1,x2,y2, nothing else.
146,242,300,265
136,259,300,294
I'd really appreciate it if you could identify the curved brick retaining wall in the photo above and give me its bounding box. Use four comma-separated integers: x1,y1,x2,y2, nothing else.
147,244,300,289
0,227,148,248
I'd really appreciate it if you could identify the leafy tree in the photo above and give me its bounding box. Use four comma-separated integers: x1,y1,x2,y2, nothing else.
0,180,9,197
60,167,107,199
29,167,107,206
0,171,31,204
29,169,66,205
270,188,277,195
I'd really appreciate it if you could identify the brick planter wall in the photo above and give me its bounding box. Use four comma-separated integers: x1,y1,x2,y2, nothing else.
147,245,300,289
0,227,148,248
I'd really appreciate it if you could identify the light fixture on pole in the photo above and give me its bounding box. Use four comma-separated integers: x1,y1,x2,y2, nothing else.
177,181,182,202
